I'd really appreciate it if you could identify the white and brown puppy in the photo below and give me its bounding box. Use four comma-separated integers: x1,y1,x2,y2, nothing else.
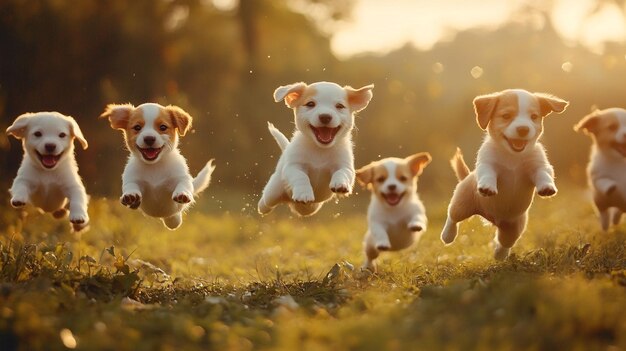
441,89,568,260
258,81,374,217
100,103,215,230
574,108,626,230
356,153,431,272
7,112,90,231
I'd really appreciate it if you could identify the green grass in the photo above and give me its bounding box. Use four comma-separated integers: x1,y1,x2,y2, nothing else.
1,185,625,350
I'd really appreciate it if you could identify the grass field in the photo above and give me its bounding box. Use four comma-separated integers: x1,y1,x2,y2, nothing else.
1,185,625,351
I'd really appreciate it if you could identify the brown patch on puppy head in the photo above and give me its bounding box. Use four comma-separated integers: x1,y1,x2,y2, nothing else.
405,152,432,177
165,105,192,136
345,84,374,112
274,82,310,108
100,104,135,130
574,109,620,147
473,91,512,130
125,110,145,151
535,93,569,116
356,161,388,191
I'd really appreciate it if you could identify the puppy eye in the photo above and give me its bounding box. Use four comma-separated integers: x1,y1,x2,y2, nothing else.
399,176,408,182
531,114,539,121
502,114,511,120
34,131,42,137
376,177,386,183
609,124,618,131
159,125,168,131
336,103,345,110
133,125,142,132
305,101,316,108
59,133,66,138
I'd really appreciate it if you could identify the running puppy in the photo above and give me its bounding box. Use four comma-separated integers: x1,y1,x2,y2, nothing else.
574,108,626,230
100,103,215,230
7,112,90,231
356,152,431,272
441,89,568,260
258,81,374,217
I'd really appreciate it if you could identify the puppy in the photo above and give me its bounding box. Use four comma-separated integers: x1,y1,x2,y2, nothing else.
7,112,90,231
355,152,432,272
440,89,568,260
258,81,374,217
100,103,215,230
574,108,626,230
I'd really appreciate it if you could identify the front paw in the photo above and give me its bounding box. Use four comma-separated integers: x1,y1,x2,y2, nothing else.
121,193,141,209
10,198,27,208
478,184,497,197
172,191,192,204
292,187,315,203
69,212,89,225
330,181,352,196
408,222,425,232
537,184,557,197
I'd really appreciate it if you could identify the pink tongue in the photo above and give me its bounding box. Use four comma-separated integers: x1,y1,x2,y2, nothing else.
316,128,333,143
144,149,159,159
42,155,57,167
386,194,400,205
512,140,526,149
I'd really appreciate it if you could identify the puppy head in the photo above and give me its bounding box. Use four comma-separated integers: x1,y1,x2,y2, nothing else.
6,112,88,170
274,81,374,148
100,103,192,164
356,152,431,207
574,108,626,157
473,89,568,154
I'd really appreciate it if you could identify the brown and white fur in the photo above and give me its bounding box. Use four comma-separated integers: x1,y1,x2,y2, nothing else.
7,112,90,231
356,153,431,272
258,81,374,217
100,103,215,230
440,89,568,260
574,108,626,230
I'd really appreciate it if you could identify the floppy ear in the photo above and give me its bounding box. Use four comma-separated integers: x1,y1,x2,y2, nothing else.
66,116,88,149
355,163,375,187
406,152,432,176
473,92,500,130
6,113,34,139
574,110,601,135
346,84,374,113
274,82,308,108
166,105,193,136
535,93,569,117
99,104,134,130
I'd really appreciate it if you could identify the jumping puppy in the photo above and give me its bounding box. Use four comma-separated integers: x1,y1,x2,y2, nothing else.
356,152,432,272
100,103,215,230
440,89,568,260
258,81,374,217
574,108,626,230
7,112,90,231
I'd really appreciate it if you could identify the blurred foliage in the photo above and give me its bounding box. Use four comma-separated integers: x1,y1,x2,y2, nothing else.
1,0,626,206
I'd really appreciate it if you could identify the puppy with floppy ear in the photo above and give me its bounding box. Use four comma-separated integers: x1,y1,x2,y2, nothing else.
258,81,374,217
100,102,215,230
356,152,431,272
440,89,568,260
574,108,626,230
7,112,90,231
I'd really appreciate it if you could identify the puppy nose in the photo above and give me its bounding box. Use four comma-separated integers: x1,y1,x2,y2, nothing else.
144,136,156,146
387,184,397,191
319,114,332,125
516,126,529,137
45,143,56,153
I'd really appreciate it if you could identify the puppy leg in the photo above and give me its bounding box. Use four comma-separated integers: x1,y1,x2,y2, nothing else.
121,182,142,209
369,222,391,251
362,235,379,272
494,214,527,261
284,166,314,203
172,179,194,204
67,185,89,227
599,208,611,231
289,202,323,217
162,212,183,230
408,213,427,232
330,168,354,195
258,173,286,215
595,178,617,196
476,163,498,196
9,179,30,208
441,181,476,244
611,208,623,226
534,168,557,197
53,199,69,219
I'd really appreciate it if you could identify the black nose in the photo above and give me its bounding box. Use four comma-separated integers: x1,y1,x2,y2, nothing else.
517,126,529,137
387,184,397,191
45,143,56,153
144,136,156,146
319,114,332,125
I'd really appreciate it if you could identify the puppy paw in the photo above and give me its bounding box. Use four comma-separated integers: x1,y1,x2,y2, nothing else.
69,212,89,225
478,185,497,197
408,223,424,232
121,193,141,209
53,208,68,219
537,184,557,197
330,182,352,195
172,191,192,204
292,188,315,203
10,198,26,208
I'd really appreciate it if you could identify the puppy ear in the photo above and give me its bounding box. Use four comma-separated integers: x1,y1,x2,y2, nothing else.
355,163,375,187
6,113,34,139
574,110,602,135
167,105,193,136
473,92,500,130
66,116,89,150
99,104,134,130
535,93,569,117
274,82,308,108
346,84,374,113
406,152,432,176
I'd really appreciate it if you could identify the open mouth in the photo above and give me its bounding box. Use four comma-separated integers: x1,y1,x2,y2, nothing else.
504,136,528,152
611,141,626,157
310,125,341,145
139,147,163,161
36,151,62,169
382,192,405,206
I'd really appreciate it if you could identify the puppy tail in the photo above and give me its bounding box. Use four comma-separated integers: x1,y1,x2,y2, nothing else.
267,122,289,151
192,159,216,195
451,148,470,181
